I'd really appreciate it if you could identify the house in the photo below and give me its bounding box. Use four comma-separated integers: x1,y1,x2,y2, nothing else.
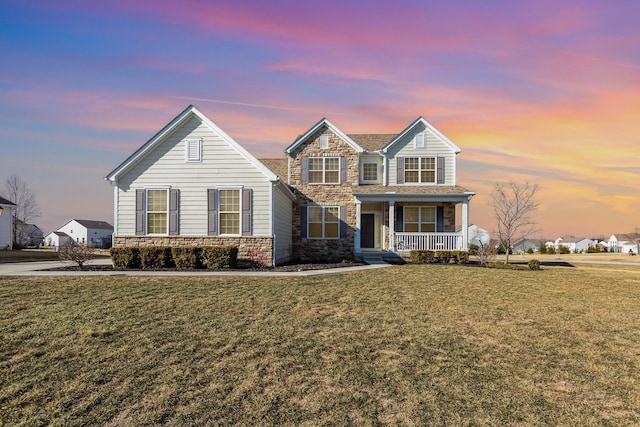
14,219,44,246
512,238,540,253
106,105,296,267
282,116,474,261
0,196,16,249
106,106,474,265
53,219,114,248
575,238,597,253
43,231,73,249
608,233,640,254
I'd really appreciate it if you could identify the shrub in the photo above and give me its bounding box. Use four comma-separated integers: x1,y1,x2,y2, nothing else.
559,246,570,255
452,251,469,264
409,250,435,264
59,241,94,269
546,246,556,255
140,246,173,269
435,251,452,264
526,248,534,254
110,247,141,269
172,247,202,269
528,259,541,270
201,246,238,269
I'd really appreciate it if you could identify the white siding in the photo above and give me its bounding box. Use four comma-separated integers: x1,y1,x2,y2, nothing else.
273,185,293,263
116,115,273,236
0,207,12,248
58,221,88,243
386,123,456,186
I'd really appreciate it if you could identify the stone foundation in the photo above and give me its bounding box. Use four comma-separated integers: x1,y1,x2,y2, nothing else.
113,235,274,267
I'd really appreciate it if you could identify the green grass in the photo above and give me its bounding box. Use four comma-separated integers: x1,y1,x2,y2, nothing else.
2,265,640,425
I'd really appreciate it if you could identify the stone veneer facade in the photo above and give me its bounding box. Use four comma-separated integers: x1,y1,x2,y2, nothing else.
289,127,359,262
113,236,274,267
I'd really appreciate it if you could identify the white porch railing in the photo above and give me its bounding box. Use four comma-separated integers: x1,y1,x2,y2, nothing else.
395,232,464,251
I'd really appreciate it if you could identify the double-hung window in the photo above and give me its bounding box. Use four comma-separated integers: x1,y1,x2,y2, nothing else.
309,157,339,184
404,157,436,184
404,206,436,232
361,162,378,183
308,206,339,239
219,189,240,235
146,189,168,234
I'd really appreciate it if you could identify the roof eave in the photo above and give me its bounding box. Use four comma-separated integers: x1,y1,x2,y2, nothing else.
284,118,363,155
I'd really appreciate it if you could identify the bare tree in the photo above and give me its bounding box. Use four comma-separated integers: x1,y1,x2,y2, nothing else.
489,181,539,264
3,175,41,245
59,241,94,269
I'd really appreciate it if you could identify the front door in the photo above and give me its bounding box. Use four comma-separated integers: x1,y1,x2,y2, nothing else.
361,214,375,249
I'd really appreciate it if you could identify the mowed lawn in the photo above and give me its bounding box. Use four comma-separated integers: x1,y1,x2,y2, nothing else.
2,265,640,425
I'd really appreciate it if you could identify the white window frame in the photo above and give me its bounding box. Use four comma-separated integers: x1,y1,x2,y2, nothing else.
403,206,436,233
145,187,169,235
404,156,436,184
307,206,340,239
414,132,426,149
319,134,329,149
308,157,340,184
185,138,202,162
361,162,379,184
217,186,242,236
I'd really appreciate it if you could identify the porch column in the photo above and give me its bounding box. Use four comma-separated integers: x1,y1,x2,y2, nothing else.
389,200,395,252
462,198,469,250
355,199,361,254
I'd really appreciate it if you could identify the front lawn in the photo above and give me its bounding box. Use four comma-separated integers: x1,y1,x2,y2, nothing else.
1,265,639,425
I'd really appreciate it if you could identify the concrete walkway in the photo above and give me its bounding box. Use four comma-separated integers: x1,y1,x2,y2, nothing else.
0,258,393,277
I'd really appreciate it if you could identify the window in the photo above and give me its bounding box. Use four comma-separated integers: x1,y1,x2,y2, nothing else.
362,162,378,183
404,206,436,232
219,189,240,235
308,157,339,184
146,189,168,234
319,134,329,149
404,157,436,184
186,139,202,162
308,206,339,239
415,132,426,148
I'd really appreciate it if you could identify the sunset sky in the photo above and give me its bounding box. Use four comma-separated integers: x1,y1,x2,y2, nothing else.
1,0,638,238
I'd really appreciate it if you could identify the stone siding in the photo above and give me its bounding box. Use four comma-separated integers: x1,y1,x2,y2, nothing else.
113,235,274,267
289,127,359,262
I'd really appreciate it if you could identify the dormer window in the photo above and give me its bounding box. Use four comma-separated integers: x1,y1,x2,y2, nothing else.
319,134,329,149
361,162,379,184
185,139,202,162
414,132,426,149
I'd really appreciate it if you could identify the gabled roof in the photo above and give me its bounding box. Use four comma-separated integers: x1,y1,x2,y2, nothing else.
380,116,461,154
0,195,16,206
259,158,288,179
73,219,114,230
285,118,364,154
106,105,278,182
348,134,396,152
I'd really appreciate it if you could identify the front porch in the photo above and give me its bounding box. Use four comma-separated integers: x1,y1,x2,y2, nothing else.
394,231,463,252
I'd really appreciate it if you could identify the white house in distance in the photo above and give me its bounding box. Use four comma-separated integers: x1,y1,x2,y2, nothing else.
608,233,640,254
47,219,114,248
0,196,16,249
43,231,74,249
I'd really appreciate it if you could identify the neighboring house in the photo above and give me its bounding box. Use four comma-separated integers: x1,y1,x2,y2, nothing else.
106,105,296,267
55,219,114,248
44,231,73,248
554,235,579,253
608,233,640,254
512,238,539,253
575,238,597,253
105,106,474,265
14,219,44,246
0,196,16,249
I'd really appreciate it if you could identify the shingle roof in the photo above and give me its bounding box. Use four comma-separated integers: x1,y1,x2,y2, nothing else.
353,185,472,195
259,158,288,179
73,220,113,230
0,195,16,206
348,134,396,152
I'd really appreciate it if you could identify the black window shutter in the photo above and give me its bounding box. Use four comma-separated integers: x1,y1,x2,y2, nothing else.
300,157,308,184
436,206,444,232
300,206,307,238
340,156,347,183
437,157,445,184
207,189,217,235
395,205,404,232
169,189,180,235
242,188,253,236
339,206,347,238
135,189,145,235
397,157,404,184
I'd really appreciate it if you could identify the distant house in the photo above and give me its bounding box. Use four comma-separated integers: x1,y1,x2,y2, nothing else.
0,196,16,249
43,231,73,249
15,219,44,246
575,238,597,253
608,233,640,254
50,219,114,248
512,238,540,253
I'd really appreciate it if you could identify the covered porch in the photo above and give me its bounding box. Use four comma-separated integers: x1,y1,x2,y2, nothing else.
352,188,474,254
